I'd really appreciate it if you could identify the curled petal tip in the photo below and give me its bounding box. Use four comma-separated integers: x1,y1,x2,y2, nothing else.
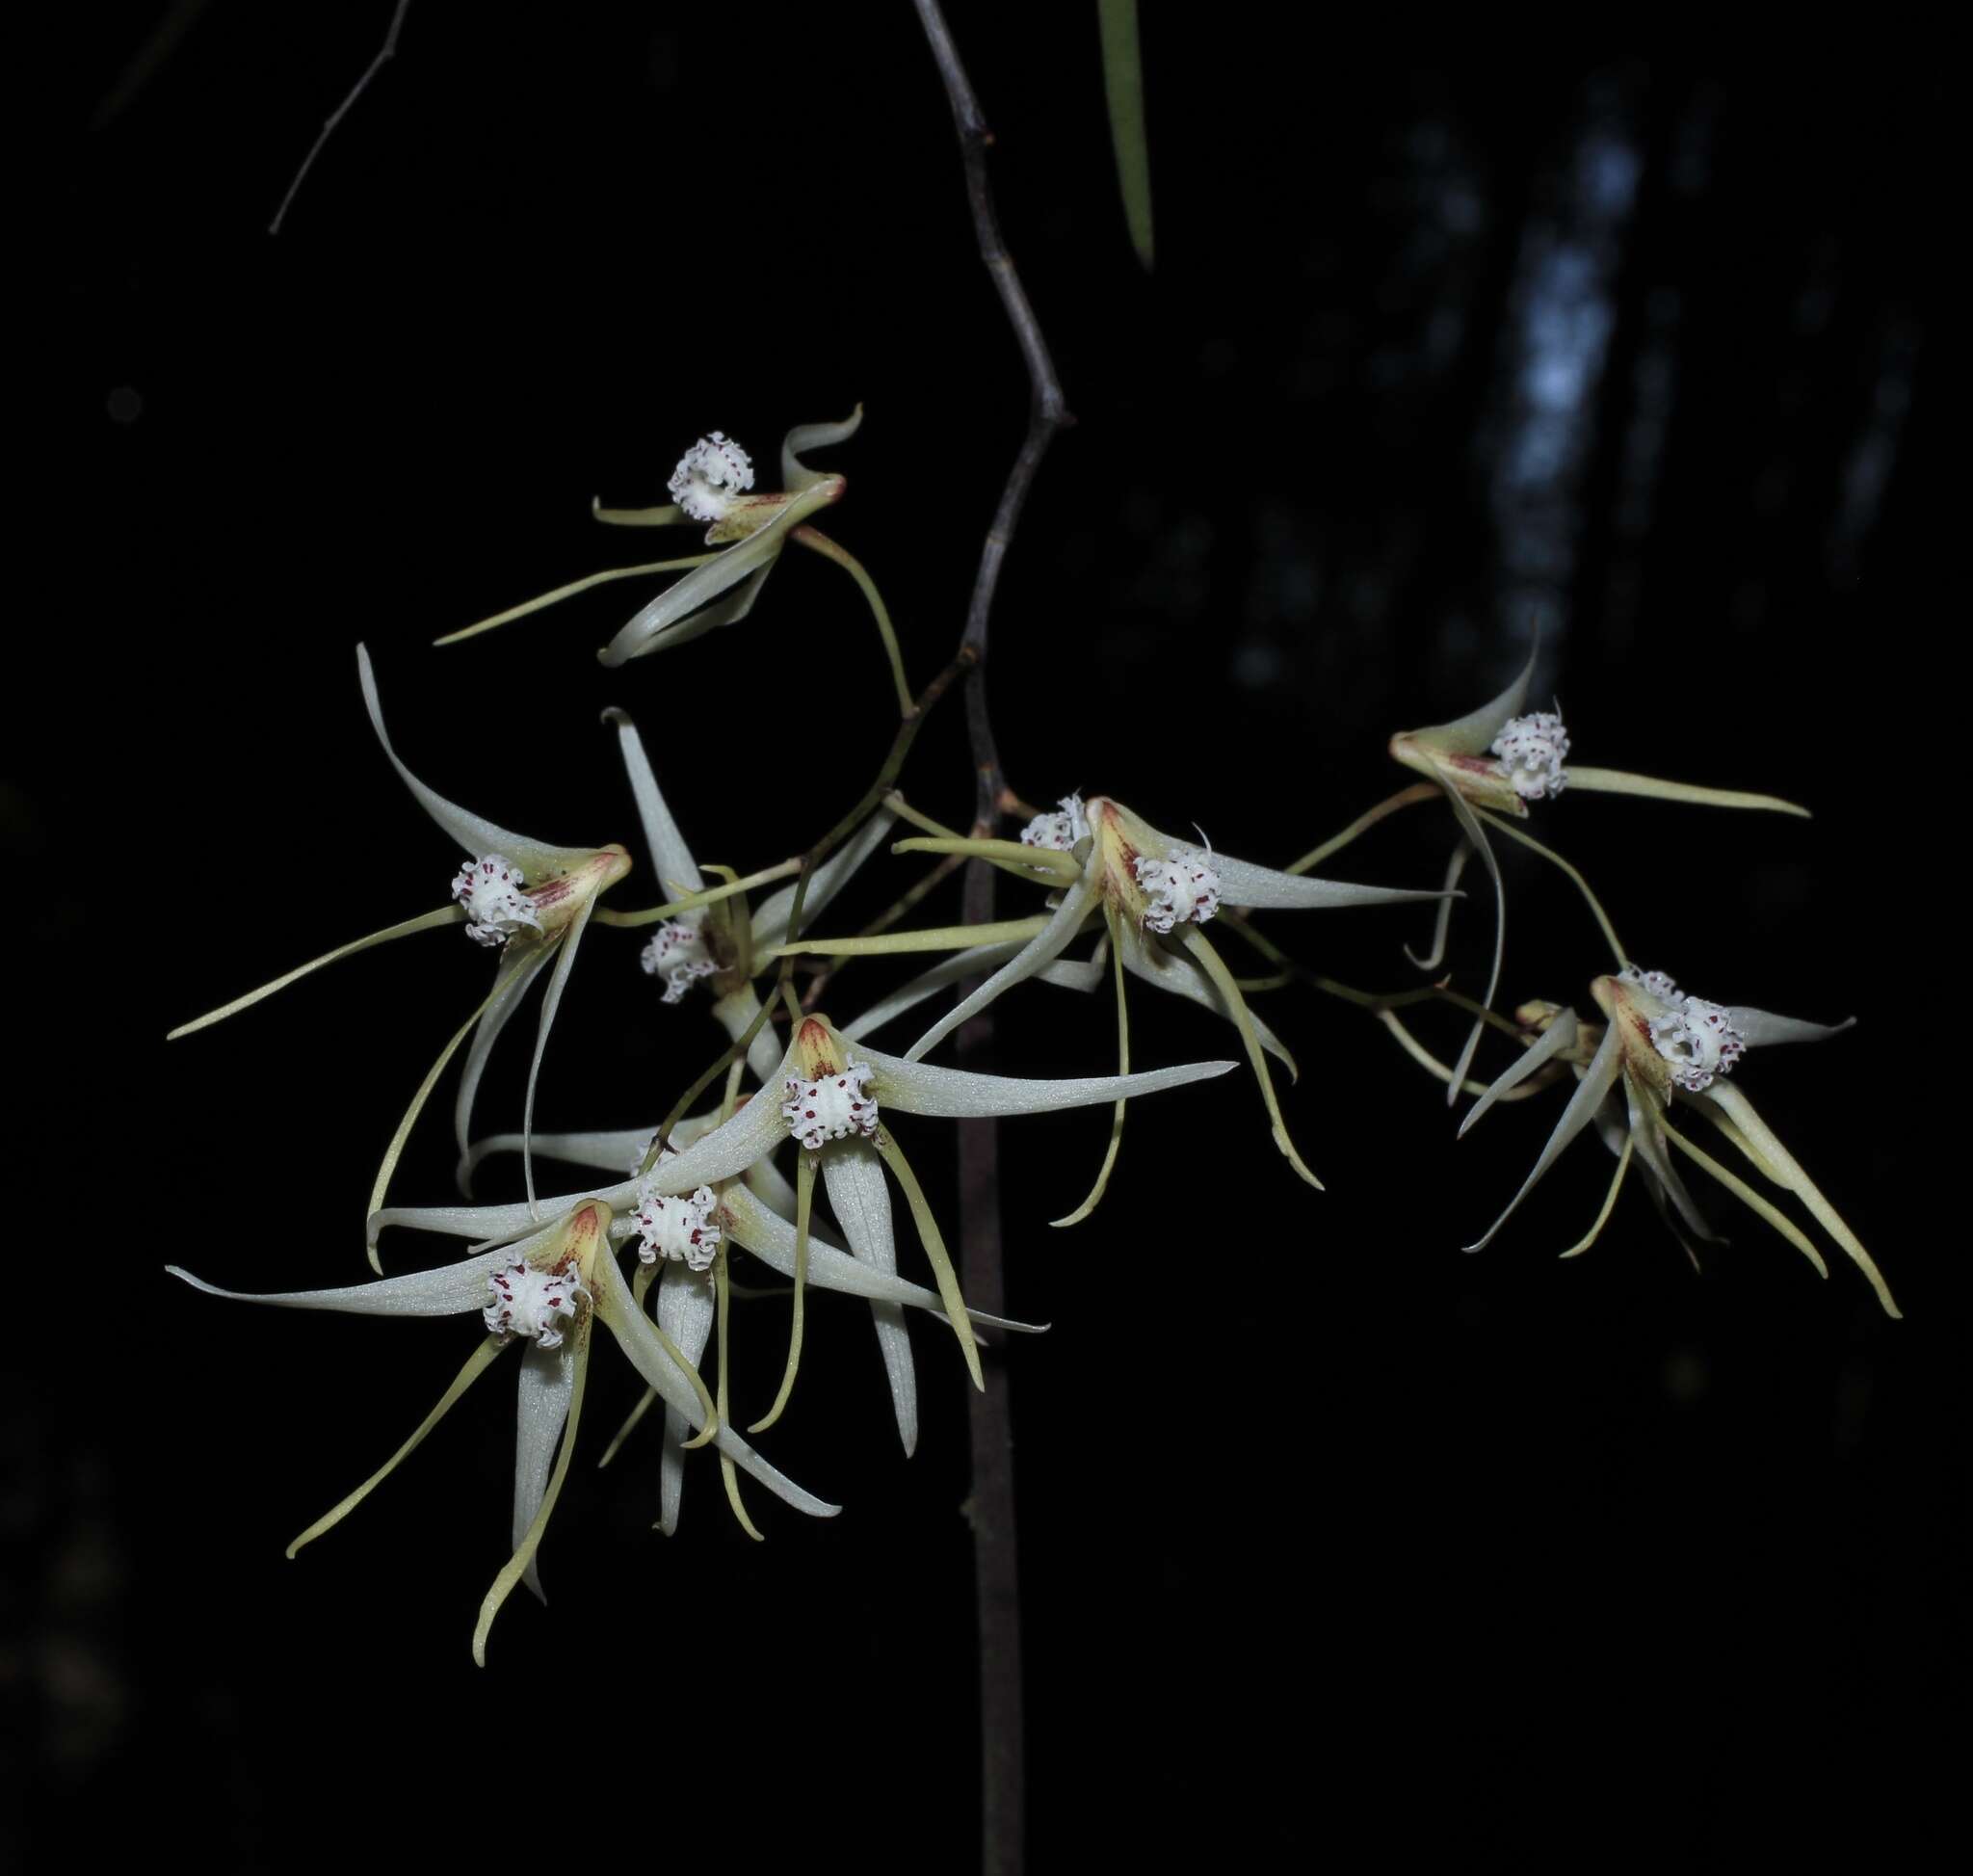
600,705,631,727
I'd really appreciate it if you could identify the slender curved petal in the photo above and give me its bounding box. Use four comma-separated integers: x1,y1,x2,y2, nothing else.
1622,1077,1722,1245
166,1234,543,1318
1119,929,1296,1071
356,645,590,876
904,867,1104,1062
1209,851,1453,913
782,408,862,490
167,906,465,1040
459,1113,722,1190
843,939,1105,1043
604,708,702,896
600,489,834,667
519,901,595,1209
645,1087,790,1196
657,1263,717,1536
1459,1010,1580,1139
720,1184,1038,1332
513,1341,576,1601
590,1251,839,1517
1728,1007,1856,1049
823,1140,917,1456
1465,1022,1623,1252
372,1190,639,1253
1702,1081,1901,1317
1416,641,1539,755
455,940,556,1164
863,1042,1236,1120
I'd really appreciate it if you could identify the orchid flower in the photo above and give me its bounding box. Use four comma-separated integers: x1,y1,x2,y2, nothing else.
778,793,1447,1211
594,704,897,1102
167,646,631,1256
437,410,910,705
395,1013,1234,1463
403,1121,1042,1529
167,1199,839,1665
1447,966,1898,1316
1294,641,1810,1103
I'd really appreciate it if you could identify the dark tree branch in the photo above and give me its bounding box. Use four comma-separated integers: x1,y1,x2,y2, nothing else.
912,6,1075,1872
269,0,411,236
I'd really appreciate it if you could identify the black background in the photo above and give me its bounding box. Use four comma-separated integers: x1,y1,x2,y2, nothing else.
26,7,1958,1866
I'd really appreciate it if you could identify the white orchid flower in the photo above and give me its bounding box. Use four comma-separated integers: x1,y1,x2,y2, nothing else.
167,646,631,1257
779,793,1446,1211
595,704,898,1099
166,1199,839,1665
436,410,910,704
409,1119,1043,1530
1448,967,1897,1316
1302,639,1810,1105
390,1013,1232,1466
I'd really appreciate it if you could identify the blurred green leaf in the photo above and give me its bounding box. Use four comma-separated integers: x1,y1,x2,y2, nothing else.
1097,0,1153,269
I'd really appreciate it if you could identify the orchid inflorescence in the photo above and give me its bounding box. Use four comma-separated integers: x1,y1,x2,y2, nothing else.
167,414,1898,1663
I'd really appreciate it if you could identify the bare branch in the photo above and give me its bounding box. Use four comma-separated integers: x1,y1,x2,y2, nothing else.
269,0,412,237
912,7,1076,1871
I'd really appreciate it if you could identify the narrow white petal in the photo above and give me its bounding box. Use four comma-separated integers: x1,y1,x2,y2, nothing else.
1118,928,1295,1070
903,867,1103,1062
591,1253,839,1516
599,498,813,667
454,941,554,1164
519,902,595,1209
604,707,702,896
513,1342,576,1601
167,1241,521,1318
1702,1081,1901,1317
721,1185,1037,1332
1210,850,1454,913
459,1115,722,1190
752,809,900,953
1418,640,1539,755
356,645,589,875
781,407,862,489
657,1263,717,1536
864,1040,1236,1120
1464,1023,1623,1252
1622,1077,1722,1245
371,1191,638,1251
842,939,1103,1043
645,1079,792,1195
1459,1010,1580,1138
823,1139,918,1457
1727,1007,1856,1049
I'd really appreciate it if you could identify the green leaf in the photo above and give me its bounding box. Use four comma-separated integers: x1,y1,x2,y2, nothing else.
1097,0,1153,269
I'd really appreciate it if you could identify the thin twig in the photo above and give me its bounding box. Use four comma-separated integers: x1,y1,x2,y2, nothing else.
912,7,1074,1871
269,0,411,236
